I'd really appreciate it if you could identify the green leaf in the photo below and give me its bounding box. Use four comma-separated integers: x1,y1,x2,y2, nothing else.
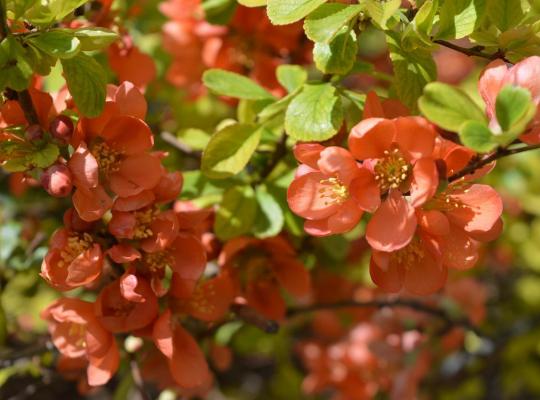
285,83,343,141
267,0,327,25
495,85,536,137
215,186,258,240
28,30,81,58
459,120,498,152
237,0,266,6
0,37,33,91
61,53,107,117
31,143,60,168
365,0,401,29
5,0,37,19
201,123,262,179
313,27,358,75
418,82,486,132
402,0,439,49
486,0,523,32
437,0,486,39
303,3,362,43
24,0,88,25
386,32,437,112
203,69,274,100
202,0,237,25
254,186,284,238
276,65,307,93
258,91,298,121
74,27,119,51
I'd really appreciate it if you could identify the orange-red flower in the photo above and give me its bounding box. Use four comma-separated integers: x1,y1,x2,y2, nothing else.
95,269,158,333
218,236,311,320
348,115,439,251
68,82,162,221
41,298,120,386
371,184,502,295
479,56,540,143
41,228,103,291
161,0,309,97
287,145,377,236
152,309,212,389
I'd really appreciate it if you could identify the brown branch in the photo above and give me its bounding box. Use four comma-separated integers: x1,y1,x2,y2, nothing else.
160,131,202,160
16,89,40,126
287,298,481,336
0,0,8,41
434,40,511,63
231,304,279,334
448,143,540,182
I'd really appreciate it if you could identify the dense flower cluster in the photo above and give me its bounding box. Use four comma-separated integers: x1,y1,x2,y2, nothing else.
160,0,311,97
288,93,504,295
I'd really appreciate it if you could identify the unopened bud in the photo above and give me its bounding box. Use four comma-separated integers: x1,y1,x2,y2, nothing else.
41,164,73,197
49,115,74,144
25,124,44,141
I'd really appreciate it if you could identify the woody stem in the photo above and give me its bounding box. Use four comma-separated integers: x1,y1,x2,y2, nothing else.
434,39,511,63
448,143,540,182
287,298,480,336
0,0,8,40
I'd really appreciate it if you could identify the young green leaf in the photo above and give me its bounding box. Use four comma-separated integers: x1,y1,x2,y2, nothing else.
314,27,358,75
437,0,486,39
276,65,307,93
237,0,266,6
254,186,284,238
365,0,401,29
459,121,498,152
201,123,263,179
486,0,523,32
267,0,327,25
386,32,437,112
203,69,274,100
23,0,88,26
74,28,119,51
495,85,536,135
215,186,258,240
61,53,107,117
0,37,33,91
303,3,362,43
28,30,81,59
419,82,486,132
285,83,343,141
202,0,237,25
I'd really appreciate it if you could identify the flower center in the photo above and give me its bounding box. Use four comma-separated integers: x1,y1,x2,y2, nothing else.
318,177,349,206
68,322,87,348
426,184,469,212
132,208,158,240
91,142,123,174
391,238,424,269
143,251,172,272
58,233,93,267
189,283,217,315
374,149,410,191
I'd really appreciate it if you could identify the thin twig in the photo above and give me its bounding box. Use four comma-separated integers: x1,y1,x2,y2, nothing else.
16,90,40,126
231,304,279,334
434,39,511,63
288,298,481,336
0,0,8,41
448,143,540,182
160,131,202,160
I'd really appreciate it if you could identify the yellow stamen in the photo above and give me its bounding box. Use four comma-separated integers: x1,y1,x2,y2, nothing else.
374,148,411,192
91,142,123,174
318,177,349,206
58,233,93,268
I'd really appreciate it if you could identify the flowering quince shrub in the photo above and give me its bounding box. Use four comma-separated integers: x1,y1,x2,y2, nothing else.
3,1,540,400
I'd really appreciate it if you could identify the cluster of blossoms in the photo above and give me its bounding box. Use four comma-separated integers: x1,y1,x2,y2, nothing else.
288,91,504,295
297,271,488,400
1,78,313,393
160,0,311,97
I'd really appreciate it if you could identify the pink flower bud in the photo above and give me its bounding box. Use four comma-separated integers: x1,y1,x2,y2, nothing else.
41,164,73,198
49,115,74,144
25,124,44,141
